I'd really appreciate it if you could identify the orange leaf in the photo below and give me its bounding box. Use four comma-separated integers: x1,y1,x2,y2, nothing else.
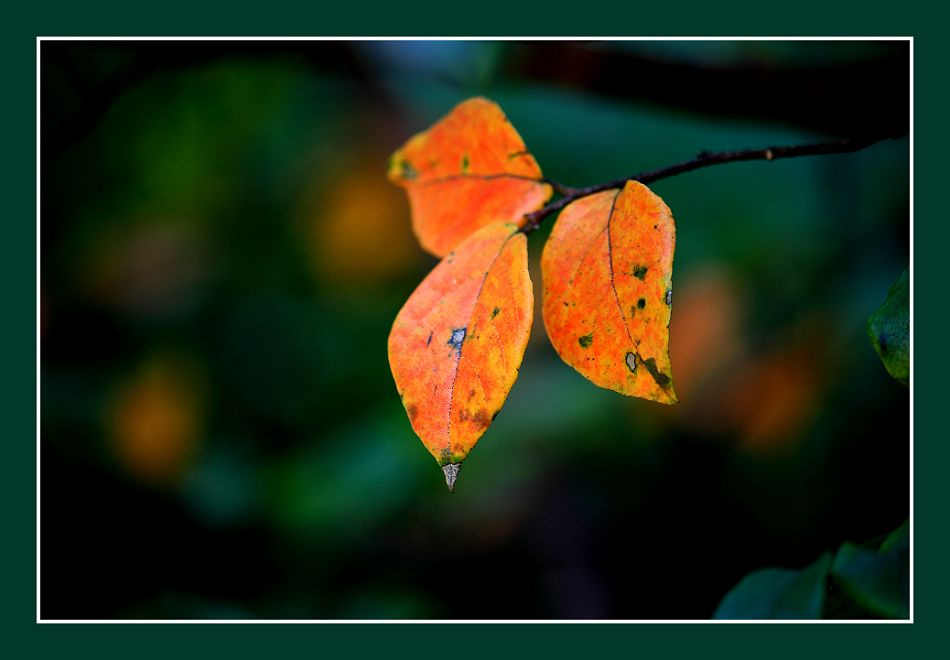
388,97,553,257
542,181,678,404
388,222,533,490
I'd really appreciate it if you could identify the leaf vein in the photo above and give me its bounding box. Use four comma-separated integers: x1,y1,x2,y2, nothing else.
444,232,518,458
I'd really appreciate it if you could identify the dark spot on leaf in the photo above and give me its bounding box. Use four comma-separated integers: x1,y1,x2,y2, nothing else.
457,408,488,428
407,404,418,421
472,409,490,429
625,352,637,373
665,289,672,306
426,331,433,346
468,388,476,400
492,307,501,319
642,357,671,388
461,154,470,173
630,305,637,318
578,333,593,349
563,301,569,307
632,265,648,280
447,327,466,356
638,298,646,310
653,224,657,230
400,159,417,180
878,332,888,354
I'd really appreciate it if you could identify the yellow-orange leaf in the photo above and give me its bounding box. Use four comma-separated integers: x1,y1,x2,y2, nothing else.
388,222,533,489
542,181,678,404
388,97,553,257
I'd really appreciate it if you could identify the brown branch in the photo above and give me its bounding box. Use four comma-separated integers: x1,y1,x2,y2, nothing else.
524,133,905,233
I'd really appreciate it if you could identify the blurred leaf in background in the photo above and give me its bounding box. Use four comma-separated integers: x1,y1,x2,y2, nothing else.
41,40,909,620
714,520,909,619
714,552,833,619
867,268,909,386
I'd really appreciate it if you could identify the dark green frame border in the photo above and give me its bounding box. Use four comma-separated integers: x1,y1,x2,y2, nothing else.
9,1,943,656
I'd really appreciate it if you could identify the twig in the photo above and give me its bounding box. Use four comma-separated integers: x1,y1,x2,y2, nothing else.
522,133,905,233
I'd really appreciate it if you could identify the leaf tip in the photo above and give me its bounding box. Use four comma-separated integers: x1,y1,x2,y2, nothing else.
655,380,679,405
442,463,461,493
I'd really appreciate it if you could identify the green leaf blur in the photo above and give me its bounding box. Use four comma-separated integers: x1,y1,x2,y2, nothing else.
868,269,910,386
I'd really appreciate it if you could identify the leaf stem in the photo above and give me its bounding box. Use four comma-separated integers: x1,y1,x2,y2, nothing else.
522,132,906,233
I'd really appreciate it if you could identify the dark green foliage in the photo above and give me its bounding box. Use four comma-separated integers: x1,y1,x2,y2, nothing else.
714,520,909,619
868,269,909,385
714,554,831,619
828,521,909,618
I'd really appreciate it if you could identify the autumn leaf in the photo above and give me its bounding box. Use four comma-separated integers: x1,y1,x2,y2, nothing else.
542,180,678,404
388,97,553,257
388,222,533,491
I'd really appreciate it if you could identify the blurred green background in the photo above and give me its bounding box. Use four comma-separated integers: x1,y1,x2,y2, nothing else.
40,40,909,619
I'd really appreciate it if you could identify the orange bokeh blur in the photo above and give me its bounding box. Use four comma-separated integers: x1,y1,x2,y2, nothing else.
657,265,827,453
108,355,204,486
306,153,423,286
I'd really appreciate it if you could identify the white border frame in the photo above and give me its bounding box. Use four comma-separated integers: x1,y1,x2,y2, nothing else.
36,35,914,625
